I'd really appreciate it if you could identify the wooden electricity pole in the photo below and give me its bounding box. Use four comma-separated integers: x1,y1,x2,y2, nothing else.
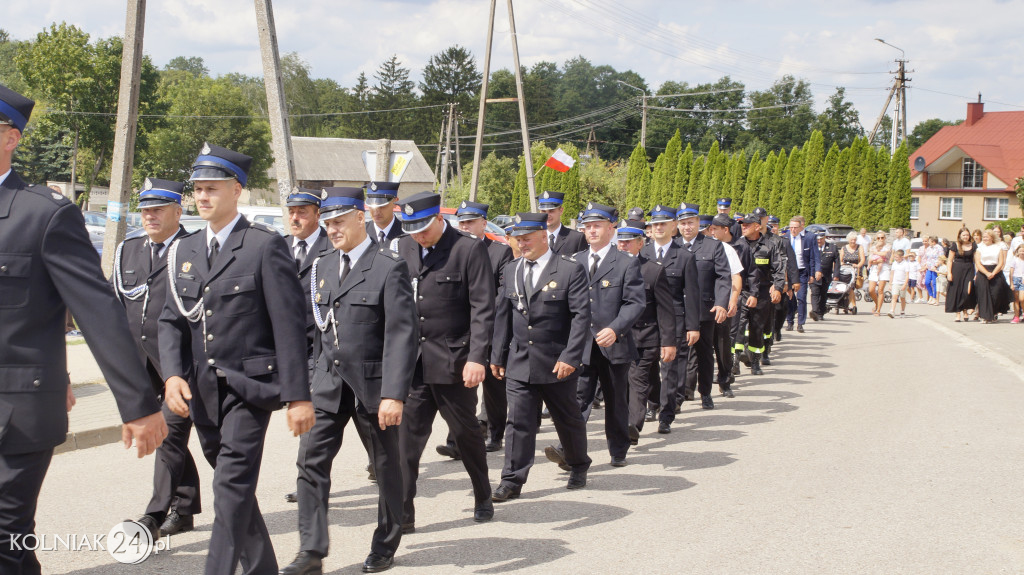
101,0,146,276
255,0,296,207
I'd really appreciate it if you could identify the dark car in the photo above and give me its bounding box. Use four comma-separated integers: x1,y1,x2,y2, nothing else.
806,223,854,243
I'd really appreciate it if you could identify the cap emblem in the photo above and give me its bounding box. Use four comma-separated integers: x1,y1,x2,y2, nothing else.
370,182,378,191
460,201,467,209
321,190,328,200
514,215,522,224
404,204,414,215
143,178,153,190
201,142,211,155
587,202,594,210
542,191,550,199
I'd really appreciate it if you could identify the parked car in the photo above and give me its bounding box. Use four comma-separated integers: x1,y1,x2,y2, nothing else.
82,210,140,237
125,215,207,240
491,214,513,229
806,223,854,243
238,206,287,235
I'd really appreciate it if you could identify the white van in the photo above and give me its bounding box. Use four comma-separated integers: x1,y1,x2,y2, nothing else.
238,206,287,235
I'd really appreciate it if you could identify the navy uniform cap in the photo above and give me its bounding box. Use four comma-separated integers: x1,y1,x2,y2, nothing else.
537,190,565,209
365,181,400,207
710,214,734,228
716,197,732,207
580,201,618,224
397,191,441,234
648,204,676,223
0,84,34,132
733,212,745,222
750,207,768,219
698,214,714,230
626,207,646,221
456,200,489,221
677,202,699,219
285,187,323,208
138,178,185,208
767,215,780,225
740,213,761,225
190,142,253,187
617,219,646,241
509,213,547,236
319,187,364,222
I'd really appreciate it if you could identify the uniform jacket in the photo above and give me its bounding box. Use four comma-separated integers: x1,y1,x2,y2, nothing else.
550,225,587,256
574,246,645,364
743,233,786,297
284,228,332,353
114,225,191,392
0,171,159,454
789,230,821,275
484,237,514,291
311,245,418,413
398,224,495,385
640,240,700,336
766,232,795,290
366,219,405,252
159,216,310,426
677,234,732,323
491,253,591,384
818,241,841,277
633,254,677,349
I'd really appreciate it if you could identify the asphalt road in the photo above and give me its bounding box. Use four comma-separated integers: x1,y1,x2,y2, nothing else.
34,302,1024,574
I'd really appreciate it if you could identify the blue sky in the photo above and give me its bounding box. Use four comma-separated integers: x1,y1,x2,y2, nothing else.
7,0,1024,132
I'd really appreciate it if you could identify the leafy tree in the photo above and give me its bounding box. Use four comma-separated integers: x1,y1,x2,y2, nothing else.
11,117,73,184
907,118,956,152
625,143,651,210
869,114,892,149
580,158,628,213
164,56,208,78
757,150,776,209
0,29,30,94
780,146,804,222
741,151,762,211
370,55,419,140
884,143,912,228
767,148,787,216
651,129,682,207
813,87,863,149
728,151,747,208
420,45,482,108
800,130,825,221
816,143,839,222
748,75,815,151
684,155,703,205
672,143,693,207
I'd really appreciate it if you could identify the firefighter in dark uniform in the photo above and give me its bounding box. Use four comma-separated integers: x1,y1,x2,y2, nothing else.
538,190,587,255
0,84,167,575
736,214,786,375
812,231,841,318
396,192,495,531
716,197,743,241
280,187,418,575
159,143,315,575
707,213,751,396
615,221,680,440
490,213,592,499
365,181,405,251
759,212,790,364
114,178,201,538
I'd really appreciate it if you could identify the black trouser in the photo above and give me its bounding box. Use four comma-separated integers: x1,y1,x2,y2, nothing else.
400,364,490,525
713,314,737,385
296,383,402,558
679,320,717,403
194,381,275,575
627,345,660,431
736,295,770,357
811,272,833,316
444,368,506,450
146,402,201,521
577,345,631,459
501,377,591,488
0,448,53,575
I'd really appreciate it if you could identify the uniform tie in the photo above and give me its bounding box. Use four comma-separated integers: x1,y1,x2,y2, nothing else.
657,246,665,262
339,254,351,285
422,245,433,263
379,231,386,246
549,233,556,250
150,242,164,270
525,259,537,299
295,240,308,271
208,237,219,268
590,253,600,277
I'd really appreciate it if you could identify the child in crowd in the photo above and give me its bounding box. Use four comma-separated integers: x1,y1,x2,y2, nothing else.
1007,244,1024,324
906,252,920,303
936,255,949,304
888,249,909,318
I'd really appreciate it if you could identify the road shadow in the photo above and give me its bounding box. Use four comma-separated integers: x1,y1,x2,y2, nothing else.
327,536,575,574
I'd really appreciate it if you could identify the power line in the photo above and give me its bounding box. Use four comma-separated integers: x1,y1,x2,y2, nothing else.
40,102,449,119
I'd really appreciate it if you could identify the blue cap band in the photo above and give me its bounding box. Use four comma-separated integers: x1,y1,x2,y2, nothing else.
650,208,675,219
457,206,488,218
717,199,731,206
677,207,698,217
193,154,248,186
287,191,321,205
617,226,644,236
140,189,183,203
538,198,563,206
400,205,440,221
583,208,616,222
322,196,364,211
0,100,28,132
514,221,546,230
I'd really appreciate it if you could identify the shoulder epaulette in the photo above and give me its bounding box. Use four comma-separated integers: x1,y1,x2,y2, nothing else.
26,184,73,206
561,254,577,262
249,221,278,234
377,247,402,260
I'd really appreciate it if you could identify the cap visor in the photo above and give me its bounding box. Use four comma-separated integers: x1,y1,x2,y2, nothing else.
319,207,357,222
511,227,545,237
285,199,319,207
364,196,396,207
649,215,675,223
189,166,237,182
401,218,434,234
138,199,178,208
456,214,484,221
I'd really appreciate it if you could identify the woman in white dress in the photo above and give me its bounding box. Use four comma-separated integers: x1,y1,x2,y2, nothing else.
867,231,891,316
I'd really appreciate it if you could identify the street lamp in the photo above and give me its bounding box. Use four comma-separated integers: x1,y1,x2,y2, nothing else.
617,79,648,148
874,38,905,61
874,38,908,153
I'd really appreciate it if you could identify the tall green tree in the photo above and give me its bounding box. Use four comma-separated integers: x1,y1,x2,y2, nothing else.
748,75,815,151
420,45,482,108
800,130,825,221
907,118,957,152
816,143,839,222
625,143,652,210
370,55,419,141
164,56,208,77
813,87,863,149
672,143,693,207
780,146,804,222
741,151,762,211
685,155,704,205
884,143,912,228
757,151,777,209
651,129,682,207
768,148,788,216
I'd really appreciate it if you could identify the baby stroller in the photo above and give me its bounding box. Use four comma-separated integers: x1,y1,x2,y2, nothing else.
827,266,858,315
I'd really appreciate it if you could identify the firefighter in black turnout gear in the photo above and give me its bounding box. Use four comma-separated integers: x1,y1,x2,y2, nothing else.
737,213,786,375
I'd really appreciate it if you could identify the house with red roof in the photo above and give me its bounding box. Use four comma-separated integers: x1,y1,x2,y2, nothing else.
908,100,1024,239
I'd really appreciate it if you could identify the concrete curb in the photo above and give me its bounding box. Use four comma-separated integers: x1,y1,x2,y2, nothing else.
55,425,123,455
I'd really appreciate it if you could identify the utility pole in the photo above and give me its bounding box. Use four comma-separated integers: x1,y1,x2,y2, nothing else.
453,108,463,189
870,38,911,154
255,0,296,207
468,0,537,210
616,79,647,148
433,110,446,190
101,0,146,276
439,102,454,198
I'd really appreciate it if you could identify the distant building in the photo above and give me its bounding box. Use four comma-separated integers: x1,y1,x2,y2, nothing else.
909,100,1024,239
254,136,435,205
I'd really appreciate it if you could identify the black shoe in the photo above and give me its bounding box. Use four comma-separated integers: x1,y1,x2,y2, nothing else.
474,500,494,522
435,444,461,460
280,551,323,575
285,491,298,503
610,456,627,467
644,409,656,422
733,360,742,375
592,399,603,409
761,354,772,366
133,514,161,540
797,324,805,333
544,445,571,471
720,387,735,398
540,407,551,419
785,323,793,331
727,373,736,384
775,331,783,342
809,311,821,321
485,440,502,452
362,552,394,573
701,395,714,410
160,509,194,535
750,356,764,375
491,483,521,502
567,470,587,490
658,422,671,434
627,424,639,446
736,350,750,367
367,464,377,482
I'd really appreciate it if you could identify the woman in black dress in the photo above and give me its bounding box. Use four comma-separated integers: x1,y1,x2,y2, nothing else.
945,228,977,321
974,229,1011,323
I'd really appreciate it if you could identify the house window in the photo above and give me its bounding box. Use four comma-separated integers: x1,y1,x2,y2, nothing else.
962,158,984,188
983,197,1009,220
939,197,963,220
910,197,919,219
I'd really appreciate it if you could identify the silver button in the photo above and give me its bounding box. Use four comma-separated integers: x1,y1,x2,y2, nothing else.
528,341,533,345
418,296,423,301
206,309,213,317
334,302,340,307
147,278,153,284
204,286,210,293
420,337,426,342
140,335,147,341
362,297,366,302
208,358,215,365
0,265,7,272
528,325,533,330
234,285,240,291
334,359,340,366
207,334,214,341
267,364,273,370
32,379,41,387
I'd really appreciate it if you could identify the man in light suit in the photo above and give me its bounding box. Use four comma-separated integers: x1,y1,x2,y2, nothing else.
280,186,418,575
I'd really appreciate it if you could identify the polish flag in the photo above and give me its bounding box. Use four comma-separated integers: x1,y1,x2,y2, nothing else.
543,148,576,172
